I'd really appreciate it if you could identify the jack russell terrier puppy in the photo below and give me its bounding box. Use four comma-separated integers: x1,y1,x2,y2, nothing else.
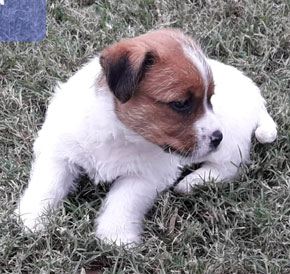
16,29,277,245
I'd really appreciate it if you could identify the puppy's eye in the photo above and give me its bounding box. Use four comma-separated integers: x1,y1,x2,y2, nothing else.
207,96,213,110
168,99,192,114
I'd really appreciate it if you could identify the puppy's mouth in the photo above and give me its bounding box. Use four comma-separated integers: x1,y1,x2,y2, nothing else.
162,144,193,157
162,142,219,159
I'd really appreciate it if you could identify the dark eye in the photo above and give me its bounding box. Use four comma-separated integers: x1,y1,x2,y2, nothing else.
168,98,192,114
207,96,213,110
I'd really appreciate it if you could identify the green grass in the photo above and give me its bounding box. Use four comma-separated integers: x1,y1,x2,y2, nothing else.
1,0,289,273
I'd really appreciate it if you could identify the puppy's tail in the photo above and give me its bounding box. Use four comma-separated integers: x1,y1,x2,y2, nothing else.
255,105,277,144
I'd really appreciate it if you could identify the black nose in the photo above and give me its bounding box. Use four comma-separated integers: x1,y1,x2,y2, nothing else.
210,130,223,148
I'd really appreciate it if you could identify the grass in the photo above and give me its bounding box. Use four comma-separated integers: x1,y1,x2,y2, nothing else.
0,0,289,273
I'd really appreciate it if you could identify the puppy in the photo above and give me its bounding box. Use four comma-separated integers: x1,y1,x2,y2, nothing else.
16,29,277,245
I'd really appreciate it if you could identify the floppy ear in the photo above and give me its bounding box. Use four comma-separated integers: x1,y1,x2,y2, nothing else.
100,43,155,103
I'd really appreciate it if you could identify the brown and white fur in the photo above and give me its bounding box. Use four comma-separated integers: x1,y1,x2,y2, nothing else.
16,29,277,245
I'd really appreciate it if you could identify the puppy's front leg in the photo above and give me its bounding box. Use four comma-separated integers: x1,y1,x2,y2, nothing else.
96,176,160,246
174,162,237,194
16,155,75,230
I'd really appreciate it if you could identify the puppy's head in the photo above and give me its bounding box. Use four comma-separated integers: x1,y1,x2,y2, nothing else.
100,29,222,160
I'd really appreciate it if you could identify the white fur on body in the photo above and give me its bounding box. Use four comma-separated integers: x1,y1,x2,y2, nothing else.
17,56,276,245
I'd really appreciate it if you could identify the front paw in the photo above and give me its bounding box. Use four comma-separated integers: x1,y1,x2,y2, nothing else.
14,208,45,232
95,222,141,247
15,200,46,232
174,173,205,194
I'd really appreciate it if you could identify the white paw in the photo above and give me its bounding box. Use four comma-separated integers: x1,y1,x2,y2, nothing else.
96,223,141,247
174,174,205,194
15,208,45,232
255,125,277,144
15,200,46,232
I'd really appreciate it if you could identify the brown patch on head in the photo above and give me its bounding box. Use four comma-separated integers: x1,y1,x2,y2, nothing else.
100,29,214,155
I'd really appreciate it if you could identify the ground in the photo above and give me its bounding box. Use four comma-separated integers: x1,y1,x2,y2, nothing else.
0,0,289,273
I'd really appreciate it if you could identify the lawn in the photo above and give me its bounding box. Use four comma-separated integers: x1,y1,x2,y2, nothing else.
0,0,289,273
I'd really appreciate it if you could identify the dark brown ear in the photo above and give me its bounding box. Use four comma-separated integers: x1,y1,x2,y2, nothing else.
100,43,155,103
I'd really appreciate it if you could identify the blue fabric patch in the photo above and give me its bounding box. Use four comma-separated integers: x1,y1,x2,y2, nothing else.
0,0,46,42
